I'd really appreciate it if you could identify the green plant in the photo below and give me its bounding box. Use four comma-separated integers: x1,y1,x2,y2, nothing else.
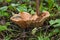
48,19,60,39
0,6,8,11
0,11,9,17
0,22,10,32
39,0,59,12
0,25,7,32
0,6,10,18
16,4,27,12
4,35,11,40
48,28,60,37
6,0,12,3
38,36,50,40
0,0,3,2
49,19,60,27
37,31,50,40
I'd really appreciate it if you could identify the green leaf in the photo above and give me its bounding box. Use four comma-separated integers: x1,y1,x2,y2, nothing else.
48,0,54,10
50,13,55,16
38,36,50,40
16,4,27,12
0,0,3,2
11,3,19,7
5,22,10,26
53,29,59,34
0,6,8,11
0,11,9,17
53,23,60,27
4,35,11,40
38,36,44,40
58,7,60,11
31,10,35,14
43,7,48,11
49,19,60,27
39,0,43,11
0,25,7,32
22,0,30,2
6,0,12,2
48,29,59,37
31,28,37,35
0,22,10,32
8,5,16,11
44,37,50,40
49,20,56,25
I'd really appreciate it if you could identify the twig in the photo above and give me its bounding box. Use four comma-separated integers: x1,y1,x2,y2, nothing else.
36,0,40,16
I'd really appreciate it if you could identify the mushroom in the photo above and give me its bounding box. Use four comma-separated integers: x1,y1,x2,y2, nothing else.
19,12,31,21
10,11,50,28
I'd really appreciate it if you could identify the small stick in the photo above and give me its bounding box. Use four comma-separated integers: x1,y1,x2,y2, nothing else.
36,0,40,16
